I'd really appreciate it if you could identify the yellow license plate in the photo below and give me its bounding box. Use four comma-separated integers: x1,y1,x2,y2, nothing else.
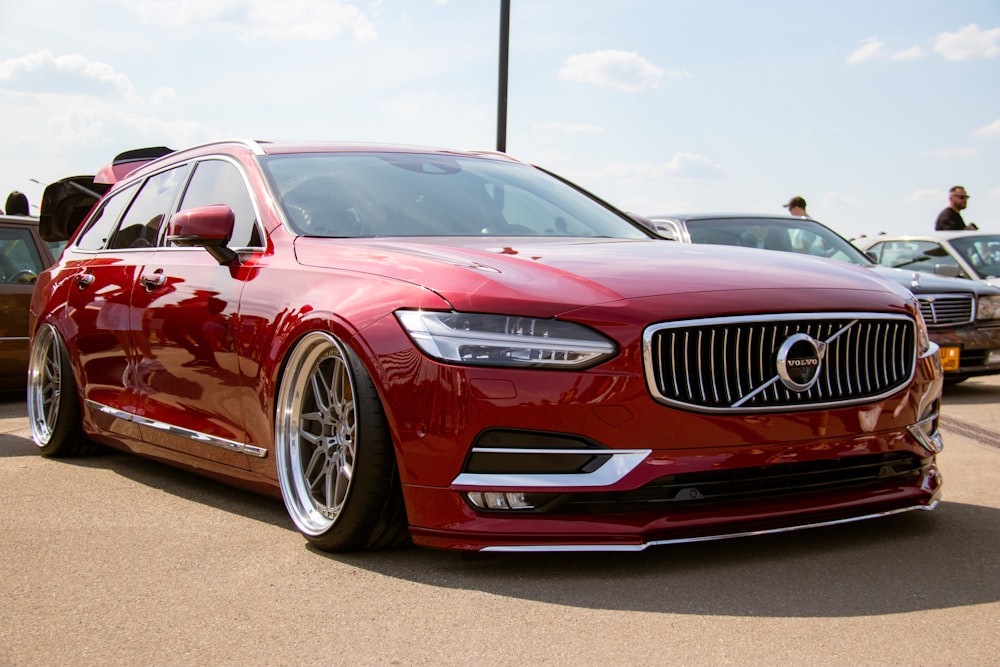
939,347,961,371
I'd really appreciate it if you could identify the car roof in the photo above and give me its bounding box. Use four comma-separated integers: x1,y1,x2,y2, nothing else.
0,214,41,226
858,231,997,242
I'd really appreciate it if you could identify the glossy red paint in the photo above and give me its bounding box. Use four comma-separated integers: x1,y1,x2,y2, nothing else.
29,141,943,553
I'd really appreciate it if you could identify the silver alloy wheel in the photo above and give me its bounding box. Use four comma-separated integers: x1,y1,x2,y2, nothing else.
276,331,359,537
27,323,63,446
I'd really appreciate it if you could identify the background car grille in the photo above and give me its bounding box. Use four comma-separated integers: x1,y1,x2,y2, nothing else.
918,294,974,327
644,313,916,412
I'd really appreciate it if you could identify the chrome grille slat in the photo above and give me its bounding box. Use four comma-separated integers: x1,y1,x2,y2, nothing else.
919,294,974,327
643,313,917,413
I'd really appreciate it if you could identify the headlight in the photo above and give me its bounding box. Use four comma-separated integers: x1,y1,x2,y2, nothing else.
395,310,617,368
913,301,932,355
977,295,1000,321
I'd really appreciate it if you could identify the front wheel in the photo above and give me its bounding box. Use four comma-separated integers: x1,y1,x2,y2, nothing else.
27,323,93,457
274,331,409,552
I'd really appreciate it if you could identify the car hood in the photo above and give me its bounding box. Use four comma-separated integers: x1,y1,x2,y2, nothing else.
871,265,1000,296
294,236,914,317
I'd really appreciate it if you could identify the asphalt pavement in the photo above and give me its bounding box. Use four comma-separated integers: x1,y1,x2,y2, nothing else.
2,378,999,666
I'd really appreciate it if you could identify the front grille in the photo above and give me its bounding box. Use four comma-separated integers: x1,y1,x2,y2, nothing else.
554,452,929,514
644,313,916,412
918,294,974,327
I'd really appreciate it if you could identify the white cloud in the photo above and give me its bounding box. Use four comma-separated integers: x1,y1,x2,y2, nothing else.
150,87,178,105
973,118,1000,138
847,37,925,64
44,105,211,151
0,51,137,100
559,50,664,93
531,122,604,135
124,0,377,41
821,191,860,207
244,0,377,41
907,188,944,206
934,24,1000,61
922,147,979,158
124,0,242,25
600,153,729,181
889,45,926,61
847,37,887,64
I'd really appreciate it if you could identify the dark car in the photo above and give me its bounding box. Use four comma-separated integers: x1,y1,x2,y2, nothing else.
644,213,1000,383
29,141,943,553
0,214,62,393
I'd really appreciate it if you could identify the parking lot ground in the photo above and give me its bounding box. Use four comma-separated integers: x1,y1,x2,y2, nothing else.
2,378,1000,666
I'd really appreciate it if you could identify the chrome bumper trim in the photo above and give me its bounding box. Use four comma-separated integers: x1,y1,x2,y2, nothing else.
451,449,651,488
480,500,940,552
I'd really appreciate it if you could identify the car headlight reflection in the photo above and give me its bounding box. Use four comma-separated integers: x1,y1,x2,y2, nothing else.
977,295,1000,321
396,310,617,368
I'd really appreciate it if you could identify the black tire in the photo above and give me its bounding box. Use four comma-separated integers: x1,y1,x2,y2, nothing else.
274,331,410,552
27,323,93,457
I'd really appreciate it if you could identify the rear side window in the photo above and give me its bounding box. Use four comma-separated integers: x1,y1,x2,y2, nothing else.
75,183,138,251
109,166,188,249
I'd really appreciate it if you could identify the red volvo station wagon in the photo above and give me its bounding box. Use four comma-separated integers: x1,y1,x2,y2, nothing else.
29,141,944,552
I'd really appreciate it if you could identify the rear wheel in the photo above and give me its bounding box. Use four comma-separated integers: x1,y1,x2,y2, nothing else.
275,331,409,552
27,323,93,457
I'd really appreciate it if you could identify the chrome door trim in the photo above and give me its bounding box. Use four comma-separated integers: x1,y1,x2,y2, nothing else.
85,399,267,458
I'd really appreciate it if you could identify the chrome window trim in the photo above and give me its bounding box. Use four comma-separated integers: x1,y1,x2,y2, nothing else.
166,154,267,251
85,399,267,458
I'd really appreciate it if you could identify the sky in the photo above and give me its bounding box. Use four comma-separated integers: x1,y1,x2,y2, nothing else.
1,0,999,240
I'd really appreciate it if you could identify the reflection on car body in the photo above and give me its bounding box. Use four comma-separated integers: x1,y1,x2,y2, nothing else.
643,213,1000,384
28,142,944,553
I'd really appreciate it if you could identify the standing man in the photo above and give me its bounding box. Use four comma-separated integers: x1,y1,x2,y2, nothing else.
935,186,978,230
783,196,808,217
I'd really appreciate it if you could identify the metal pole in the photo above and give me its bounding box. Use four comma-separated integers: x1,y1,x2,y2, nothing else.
497,0,510,152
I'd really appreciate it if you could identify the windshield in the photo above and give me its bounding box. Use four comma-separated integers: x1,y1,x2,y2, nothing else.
261,152,649,239
948,234,1000,279
684,217,872,265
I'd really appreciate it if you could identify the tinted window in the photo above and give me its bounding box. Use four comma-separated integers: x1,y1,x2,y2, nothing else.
178,159,262,247
109,166,188,249
261,153,646,239
870,240,960,274
685,217,870,265
75,183,138,251
950,235,1000,279
0,227,44,282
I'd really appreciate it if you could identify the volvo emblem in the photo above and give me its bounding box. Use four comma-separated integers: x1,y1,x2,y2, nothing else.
776,333,827,392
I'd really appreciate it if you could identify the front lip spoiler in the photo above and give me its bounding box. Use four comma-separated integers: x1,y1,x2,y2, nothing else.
479,500,940,552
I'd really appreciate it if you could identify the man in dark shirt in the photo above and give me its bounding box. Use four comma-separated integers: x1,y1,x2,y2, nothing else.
935,186,978,230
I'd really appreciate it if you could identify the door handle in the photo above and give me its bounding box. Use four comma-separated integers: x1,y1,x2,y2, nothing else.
74,273,95,289
139,272,167,290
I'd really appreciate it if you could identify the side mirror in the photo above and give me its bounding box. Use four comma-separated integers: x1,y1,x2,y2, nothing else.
166,204,238,265
933,265,962,279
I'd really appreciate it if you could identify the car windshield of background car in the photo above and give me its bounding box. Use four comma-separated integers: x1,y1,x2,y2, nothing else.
949,235,1000,279
687,217,871,265
261,152,649,239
